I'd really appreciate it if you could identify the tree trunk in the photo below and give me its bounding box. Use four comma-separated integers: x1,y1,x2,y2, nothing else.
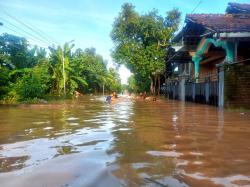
153,76,157,96
150,77,154,95
158,76,160,96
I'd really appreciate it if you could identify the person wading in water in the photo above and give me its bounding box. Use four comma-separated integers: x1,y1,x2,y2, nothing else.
106,91,118,103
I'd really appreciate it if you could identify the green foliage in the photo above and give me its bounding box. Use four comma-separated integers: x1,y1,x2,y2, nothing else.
0,33,122,103
127,75,138,93
15,65,50,100
49,45,68,95
71,48,121,94
127,74,150,93
71,48,104,93
111,3,181,94
0,66,10,99
0,90,18,104
0,33,34,69
105,68,122,92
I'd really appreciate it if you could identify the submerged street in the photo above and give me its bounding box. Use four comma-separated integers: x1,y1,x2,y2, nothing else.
0,96,249,187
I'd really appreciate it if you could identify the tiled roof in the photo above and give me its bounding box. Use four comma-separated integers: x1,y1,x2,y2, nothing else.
186,14,250,33
226,2,250,14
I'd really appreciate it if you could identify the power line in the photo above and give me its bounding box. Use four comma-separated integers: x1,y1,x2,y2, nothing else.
1,9,57,46
2,24,50,47
17,16,61,46
177,0,203,41
26,21,61,46
0,40,48,54
191,0,202,14
1,13,53,45
2,25,49,49
0,17,52,46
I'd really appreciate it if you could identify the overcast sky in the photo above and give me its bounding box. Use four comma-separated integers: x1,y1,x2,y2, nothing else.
0,0,249,84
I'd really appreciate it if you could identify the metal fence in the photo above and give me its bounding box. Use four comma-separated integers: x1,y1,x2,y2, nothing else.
164,75,218,106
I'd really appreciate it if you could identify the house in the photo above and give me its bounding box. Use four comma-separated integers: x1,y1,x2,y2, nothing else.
164,2,250,108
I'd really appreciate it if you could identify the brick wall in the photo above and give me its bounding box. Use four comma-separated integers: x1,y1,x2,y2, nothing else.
224,63,250,109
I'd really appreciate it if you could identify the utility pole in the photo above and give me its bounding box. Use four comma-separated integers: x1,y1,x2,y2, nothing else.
103,84,105,96
62,52,66,96
62,40,74,96
0,22,2,69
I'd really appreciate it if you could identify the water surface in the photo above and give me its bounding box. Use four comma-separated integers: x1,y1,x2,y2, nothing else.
0,96,250,187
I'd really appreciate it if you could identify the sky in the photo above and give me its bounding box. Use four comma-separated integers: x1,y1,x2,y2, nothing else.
0,0,249,84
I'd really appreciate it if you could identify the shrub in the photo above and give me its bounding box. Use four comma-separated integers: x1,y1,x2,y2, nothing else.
15,65,50,100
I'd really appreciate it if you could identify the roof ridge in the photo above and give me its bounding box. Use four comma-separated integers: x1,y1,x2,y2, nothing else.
226,2,250,14
187,13,250,17
228,2,250,6
187,13,225,15
187,13,228,17
185,12,250,33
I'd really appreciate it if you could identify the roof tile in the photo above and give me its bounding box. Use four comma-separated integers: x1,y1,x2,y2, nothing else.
186,13,250,33
226,3,250,14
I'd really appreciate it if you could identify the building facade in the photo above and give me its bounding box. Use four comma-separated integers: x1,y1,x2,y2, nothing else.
164,3,250,108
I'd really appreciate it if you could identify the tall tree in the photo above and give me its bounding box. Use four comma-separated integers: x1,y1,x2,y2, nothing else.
71,48,121,93
111,3,181,94
0,33,31,69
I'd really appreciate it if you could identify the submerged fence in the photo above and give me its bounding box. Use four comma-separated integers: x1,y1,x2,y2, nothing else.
164,74,218,106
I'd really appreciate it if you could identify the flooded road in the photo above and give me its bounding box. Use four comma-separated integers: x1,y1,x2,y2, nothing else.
0,96,250,187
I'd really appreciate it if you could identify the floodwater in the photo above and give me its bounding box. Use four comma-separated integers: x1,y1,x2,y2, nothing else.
0,96,250,187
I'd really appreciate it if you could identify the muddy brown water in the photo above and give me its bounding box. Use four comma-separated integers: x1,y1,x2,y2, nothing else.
0,96,250,187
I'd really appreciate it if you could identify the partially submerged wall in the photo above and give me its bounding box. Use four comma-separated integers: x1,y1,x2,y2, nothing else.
165,77,218,106
224,63,250,109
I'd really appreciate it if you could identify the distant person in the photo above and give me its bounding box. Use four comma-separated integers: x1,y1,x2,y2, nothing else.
74,91,81,98
112,91,118,99
106,95,112,103
106,91,118,103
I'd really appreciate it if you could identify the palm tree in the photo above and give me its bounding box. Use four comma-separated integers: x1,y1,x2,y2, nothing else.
49,43,88,96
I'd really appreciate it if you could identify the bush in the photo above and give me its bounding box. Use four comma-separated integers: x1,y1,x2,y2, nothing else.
0,90,18,104
15,65,50,100
0,66,10,99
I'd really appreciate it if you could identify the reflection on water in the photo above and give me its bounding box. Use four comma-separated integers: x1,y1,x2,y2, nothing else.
0,96,250,187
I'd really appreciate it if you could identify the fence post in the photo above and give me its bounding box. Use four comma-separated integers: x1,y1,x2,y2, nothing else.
205,78,210,104
218,66,224,108
179,77,186,101
192,82,195,102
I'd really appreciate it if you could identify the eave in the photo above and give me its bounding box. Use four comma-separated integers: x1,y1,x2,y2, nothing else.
214,32,250,38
